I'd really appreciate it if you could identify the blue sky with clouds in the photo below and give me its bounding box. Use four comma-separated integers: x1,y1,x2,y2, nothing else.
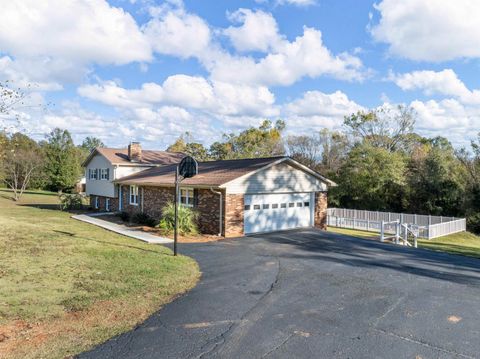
1,0,479,148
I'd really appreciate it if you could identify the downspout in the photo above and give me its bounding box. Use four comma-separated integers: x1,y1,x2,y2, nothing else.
210,187,223,236
119,185,123,211
141,187,144,213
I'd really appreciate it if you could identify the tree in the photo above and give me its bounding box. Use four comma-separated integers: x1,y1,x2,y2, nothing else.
211,120,285,160
1,133,44,200
406,138,466,216
286,129,349,176
331,143,408,211
344,105,416,152
43,128,82,192
81,137,104,152
167,133,210,161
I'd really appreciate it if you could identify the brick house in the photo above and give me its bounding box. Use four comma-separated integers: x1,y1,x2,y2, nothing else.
83,143,335,237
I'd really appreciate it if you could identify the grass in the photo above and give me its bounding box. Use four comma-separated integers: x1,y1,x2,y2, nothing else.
0,189,200,359
328,226,480,259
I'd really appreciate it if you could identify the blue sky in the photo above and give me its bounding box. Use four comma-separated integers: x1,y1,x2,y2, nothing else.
1,0,480,148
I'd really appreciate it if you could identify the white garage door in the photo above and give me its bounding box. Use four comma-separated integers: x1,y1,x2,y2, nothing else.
244,193,314,234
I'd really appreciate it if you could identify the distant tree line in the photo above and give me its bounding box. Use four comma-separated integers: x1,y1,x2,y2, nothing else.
0,129,104,200
166,107,480,233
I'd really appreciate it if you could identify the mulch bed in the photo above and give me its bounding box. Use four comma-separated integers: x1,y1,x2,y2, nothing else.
96,214,223,243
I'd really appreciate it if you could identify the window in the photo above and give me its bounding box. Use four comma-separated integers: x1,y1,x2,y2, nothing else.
304,202,310,207
272,204,278,209
289,203,295,208
89,168,97,180
253,204,261,210
296,202,303,207
281,203,287,208
180,188,194,207
263,204,270,209
100,168,109,180
94,196,99,209
244,205,251,211
106,198,110,211
129,185,139,205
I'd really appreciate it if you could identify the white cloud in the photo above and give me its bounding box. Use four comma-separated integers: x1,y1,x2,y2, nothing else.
371,0,480,61
390,69,480,105
276,0,316,6
144,5,211,59
224,9,283,52
210,27,366,86
0,0,151,65
78,75,278,117
283,90,364,132
0,0,151,88
142,4,366,86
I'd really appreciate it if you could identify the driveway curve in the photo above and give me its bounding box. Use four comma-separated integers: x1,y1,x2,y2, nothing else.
79,229,480,359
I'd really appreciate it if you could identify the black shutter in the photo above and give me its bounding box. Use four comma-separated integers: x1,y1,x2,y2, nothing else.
193,189,199,207
106,168,110,180
95,168,99,180
88,169,91,179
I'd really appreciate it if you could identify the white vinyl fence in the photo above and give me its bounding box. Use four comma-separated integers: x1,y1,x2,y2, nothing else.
327,208,466,239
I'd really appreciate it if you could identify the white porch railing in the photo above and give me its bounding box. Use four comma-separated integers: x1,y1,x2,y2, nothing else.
327,208,466,239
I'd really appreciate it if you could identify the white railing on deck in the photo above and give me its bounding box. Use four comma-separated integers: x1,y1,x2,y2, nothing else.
327,208,466,239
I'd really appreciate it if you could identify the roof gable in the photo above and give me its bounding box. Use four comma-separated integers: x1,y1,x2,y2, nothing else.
82,147,185,167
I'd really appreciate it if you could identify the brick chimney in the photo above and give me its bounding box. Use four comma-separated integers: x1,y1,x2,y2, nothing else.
128,142,142,162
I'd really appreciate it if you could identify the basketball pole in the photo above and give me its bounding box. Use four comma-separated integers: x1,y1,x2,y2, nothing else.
174,165,179,256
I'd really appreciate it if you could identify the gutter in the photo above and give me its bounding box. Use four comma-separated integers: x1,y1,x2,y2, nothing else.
210,187,223,236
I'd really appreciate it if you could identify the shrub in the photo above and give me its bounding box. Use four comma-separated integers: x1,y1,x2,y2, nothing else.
118,211,130,222
158,202,199,235
59,193,83,210
132,212,158,227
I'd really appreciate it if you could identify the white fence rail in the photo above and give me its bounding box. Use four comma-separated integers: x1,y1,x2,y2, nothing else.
327,208,466,239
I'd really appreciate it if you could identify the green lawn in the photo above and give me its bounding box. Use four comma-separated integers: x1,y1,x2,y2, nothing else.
0,189,200,359
328,226,480,259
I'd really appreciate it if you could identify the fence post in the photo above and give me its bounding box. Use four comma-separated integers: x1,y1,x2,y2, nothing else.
395,220,400,244
380,221,384,242
336,216,338,227
367,219,369,232
414,214,417,225
401,213,404,224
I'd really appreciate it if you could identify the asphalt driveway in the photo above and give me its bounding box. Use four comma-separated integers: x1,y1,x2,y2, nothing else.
80,229,480,359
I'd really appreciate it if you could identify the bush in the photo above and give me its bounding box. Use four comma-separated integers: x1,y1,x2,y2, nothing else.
158,202,199,235
59,193,83,210
467,212,480,234
118,211,130,222
132,212,158,227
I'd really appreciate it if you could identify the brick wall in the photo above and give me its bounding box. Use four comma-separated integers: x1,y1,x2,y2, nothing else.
314,191,328,230
89,195,118,212
196,188,225,235
225,194,244,237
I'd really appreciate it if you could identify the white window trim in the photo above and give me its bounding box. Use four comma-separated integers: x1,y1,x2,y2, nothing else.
129,185,139,206
100,168,109,180
94,196,99,209
89,168,97,180
180,187,194,207
106,198,110,212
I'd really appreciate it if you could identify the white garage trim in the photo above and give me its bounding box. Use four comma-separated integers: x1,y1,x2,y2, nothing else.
244,192,314,234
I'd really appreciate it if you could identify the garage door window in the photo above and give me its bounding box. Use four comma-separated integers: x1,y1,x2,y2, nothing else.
304,202,310,207
253,204,261,210
296,202,303,207
272,204,278,209
263,204,270,209
244,205,251,210
281,203,287,208
289,203,295,208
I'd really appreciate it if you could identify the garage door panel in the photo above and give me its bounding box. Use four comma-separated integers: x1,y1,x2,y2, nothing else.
244,193,313,234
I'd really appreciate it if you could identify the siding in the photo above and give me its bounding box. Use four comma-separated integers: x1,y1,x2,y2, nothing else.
222,161,328,194
85,155,115,197
85,154,153,198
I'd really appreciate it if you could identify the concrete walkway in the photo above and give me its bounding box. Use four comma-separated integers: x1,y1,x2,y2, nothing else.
72,214,172,244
